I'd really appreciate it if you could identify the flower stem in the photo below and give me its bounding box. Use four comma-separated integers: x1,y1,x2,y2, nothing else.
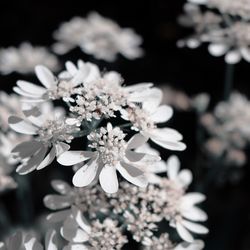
223,63,235,101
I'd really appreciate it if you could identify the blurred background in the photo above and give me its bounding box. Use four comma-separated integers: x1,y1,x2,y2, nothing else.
0,0,250,249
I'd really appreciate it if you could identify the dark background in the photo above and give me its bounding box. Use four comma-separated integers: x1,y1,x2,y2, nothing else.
0,1,250,249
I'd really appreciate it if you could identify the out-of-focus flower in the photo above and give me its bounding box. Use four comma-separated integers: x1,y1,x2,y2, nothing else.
191,93,210,113
58,123,155,193
207,22,250,64
189,0,250,20
8,103,79,174
0,42,59,75
53,12,143,61
177,3,222,49
160,85,192,111
143,233,205,250
0,230,58,250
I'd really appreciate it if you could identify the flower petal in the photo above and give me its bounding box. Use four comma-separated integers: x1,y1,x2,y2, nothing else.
117,162,148,188
150,105,173,123
8,116,37,135
99,166,119,194
45,230,58,250
36,146,56,170
16,80,46,95
182,220,209,234
58,151,96,166
127,133,148,150
72,157,99,187
44,194,72,210
166,155,180,180
176,222,194,243
51,180,73,195
46,210,70,223
35,65,56,88
225,50,241,64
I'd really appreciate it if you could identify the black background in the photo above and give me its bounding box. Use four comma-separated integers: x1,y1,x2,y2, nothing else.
0,1,250,249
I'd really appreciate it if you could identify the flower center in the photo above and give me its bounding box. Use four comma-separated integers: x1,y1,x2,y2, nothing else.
125,106,156,131
88,126,126,165
37,119,77,143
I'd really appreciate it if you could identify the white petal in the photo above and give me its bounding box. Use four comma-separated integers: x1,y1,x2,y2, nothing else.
166,155,180,180
57,151,95,166
241,47,250,62
181,206,208,222
16,146,48,175
151,137,186,151
182,220,209,234
124,83,153,92
61,217,89,243
178,169,193,187
46,210,70,223
99,166,119,194
72,157,99,187
150,105,173,123
35,65,57,88
176,222,194,242
208,43,228,57
72,206,91,234
127,133,148,150
117,162,148,188
45,230,58,250
141,88,163,112
13,87,41,98
55,142,70,156
225,50,241,64
36,146,56,170
8,116,37,135
43,195,72,210
181,193,206,207
149,128,183,141
16,80,46,95
51,180,73,195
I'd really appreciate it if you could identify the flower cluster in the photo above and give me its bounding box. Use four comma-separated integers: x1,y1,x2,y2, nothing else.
43,155,208,249
0,42,59,74
53,12,143,61
179,0,250,64
201,92,250,167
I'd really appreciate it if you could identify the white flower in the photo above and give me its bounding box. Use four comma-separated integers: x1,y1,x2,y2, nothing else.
0,230,58,250
44,180,108,223
163,156,208,243
8,103,78,174
121,95,186,151
60,207,127,250
0,42,59,75
143,233,205,250
207,22,250,64
13,61,91,103
53,12,143,61
58,123,155,193
189,0,250,20
177,3,222,50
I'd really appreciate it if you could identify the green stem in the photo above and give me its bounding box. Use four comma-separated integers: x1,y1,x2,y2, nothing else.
223,63,235,101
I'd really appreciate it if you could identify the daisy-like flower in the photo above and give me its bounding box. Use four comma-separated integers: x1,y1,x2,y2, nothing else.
0,230,58,250
189,0,250,20
143,233,205,250
13,60,96,103
44,180,108,223
60,207,127,250
58,123,156,193
121,95,186,151
53,12,143,61
162,156,208,242
8,103,79,174
0,42,59,75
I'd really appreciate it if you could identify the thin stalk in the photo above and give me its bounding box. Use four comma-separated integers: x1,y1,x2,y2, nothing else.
223,63,235,101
